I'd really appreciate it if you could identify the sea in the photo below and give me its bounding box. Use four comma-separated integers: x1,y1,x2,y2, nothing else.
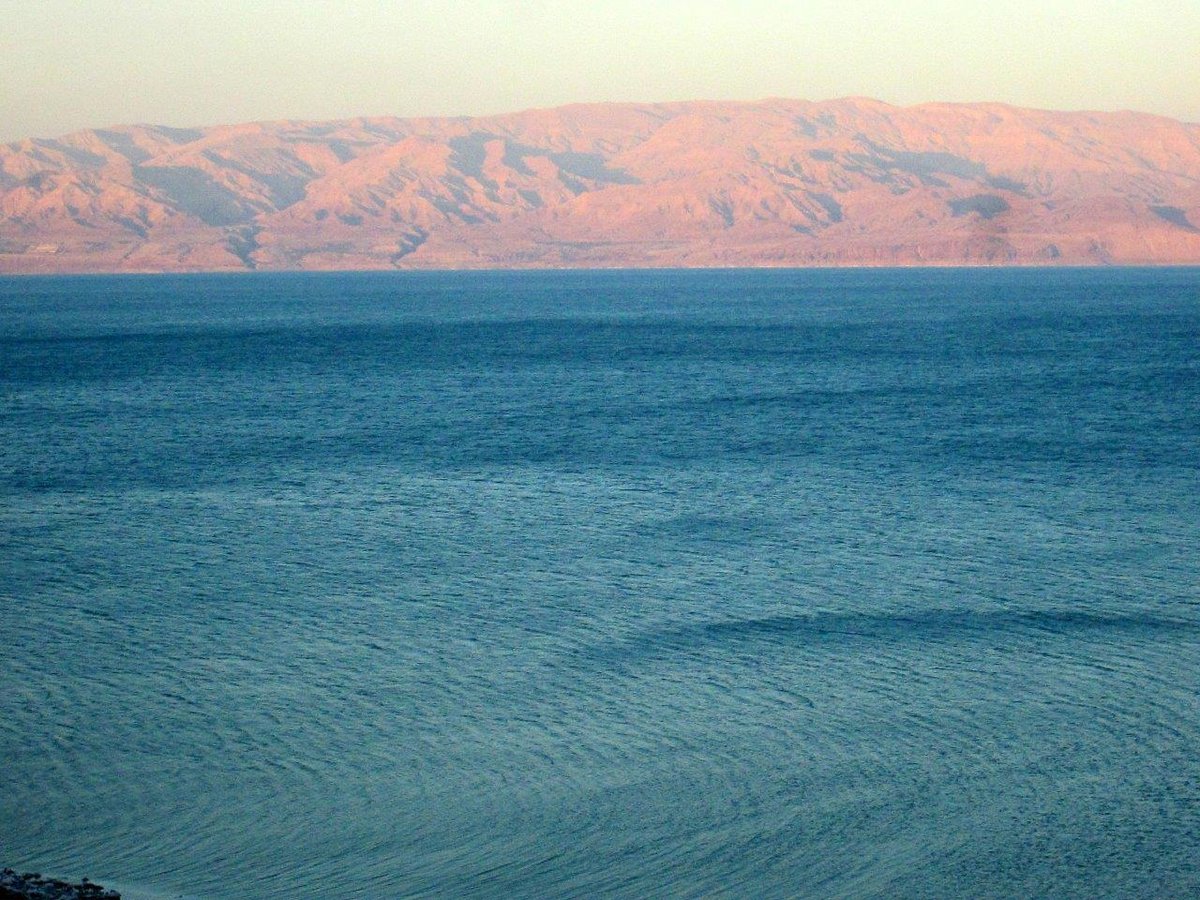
1,268,1198,899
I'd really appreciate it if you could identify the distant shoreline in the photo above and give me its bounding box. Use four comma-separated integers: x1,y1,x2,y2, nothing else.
4,261,1200,278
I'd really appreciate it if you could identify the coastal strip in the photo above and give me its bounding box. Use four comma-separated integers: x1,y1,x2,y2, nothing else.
1,869,119,900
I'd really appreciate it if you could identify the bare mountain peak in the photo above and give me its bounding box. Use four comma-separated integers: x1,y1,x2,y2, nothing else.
2,98,1199,271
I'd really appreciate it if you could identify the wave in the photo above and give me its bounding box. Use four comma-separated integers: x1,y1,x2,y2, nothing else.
586,606,1200,665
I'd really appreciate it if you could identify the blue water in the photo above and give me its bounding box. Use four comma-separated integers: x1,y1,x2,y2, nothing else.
2,268,1198,899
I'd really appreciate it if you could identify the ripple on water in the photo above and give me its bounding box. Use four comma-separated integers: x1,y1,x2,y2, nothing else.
2,269,1199,898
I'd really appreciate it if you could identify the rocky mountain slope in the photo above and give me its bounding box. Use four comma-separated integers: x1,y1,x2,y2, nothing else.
2,98,1199,271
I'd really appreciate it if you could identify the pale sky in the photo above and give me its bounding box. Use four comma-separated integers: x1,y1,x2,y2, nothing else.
2,0,1197,142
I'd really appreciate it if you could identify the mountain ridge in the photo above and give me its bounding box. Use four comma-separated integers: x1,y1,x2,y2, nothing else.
3,97,1200,272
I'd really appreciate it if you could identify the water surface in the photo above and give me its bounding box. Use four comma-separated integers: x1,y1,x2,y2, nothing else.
2,268,1198,898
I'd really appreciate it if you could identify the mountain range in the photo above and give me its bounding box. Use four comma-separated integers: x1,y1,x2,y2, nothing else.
2,97,1199,272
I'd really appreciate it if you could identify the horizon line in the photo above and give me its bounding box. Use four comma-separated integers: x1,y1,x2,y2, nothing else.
6,95,1198,146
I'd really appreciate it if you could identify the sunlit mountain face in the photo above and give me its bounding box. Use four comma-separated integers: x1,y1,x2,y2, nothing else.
2,98,1200,272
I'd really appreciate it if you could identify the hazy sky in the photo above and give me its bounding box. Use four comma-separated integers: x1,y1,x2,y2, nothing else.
3,0,1197,141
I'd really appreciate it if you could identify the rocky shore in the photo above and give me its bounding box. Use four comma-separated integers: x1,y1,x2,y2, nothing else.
0,870,119,900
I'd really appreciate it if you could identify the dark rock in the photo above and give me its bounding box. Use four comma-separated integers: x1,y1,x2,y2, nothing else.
0,869,119,900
